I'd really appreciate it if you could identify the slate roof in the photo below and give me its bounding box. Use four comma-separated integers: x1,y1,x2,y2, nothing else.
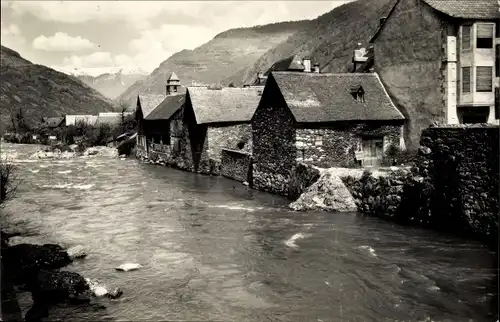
65,115,98,126
137,94,166,118
370,0,498,43
422,0,499,19
42,116,65,128
264,55,305,76
145,94,186,120
187,87,262,124
95,112,132,126
270,71,405,123
167,72,179,82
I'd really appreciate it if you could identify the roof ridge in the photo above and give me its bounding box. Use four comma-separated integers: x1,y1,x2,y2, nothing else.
273,71,377,76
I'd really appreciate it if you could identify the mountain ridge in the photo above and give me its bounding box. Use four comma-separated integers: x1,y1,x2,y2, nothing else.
0,45,116,132
117,0,395,105
116,20,310,105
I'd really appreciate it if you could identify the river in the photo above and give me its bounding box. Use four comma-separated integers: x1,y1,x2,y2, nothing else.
1,143,497,322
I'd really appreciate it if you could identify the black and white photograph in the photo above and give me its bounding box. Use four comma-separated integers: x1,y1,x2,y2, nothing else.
0,0,499,321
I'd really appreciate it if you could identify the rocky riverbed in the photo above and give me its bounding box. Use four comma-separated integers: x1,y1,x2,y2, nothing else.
1,230,124,321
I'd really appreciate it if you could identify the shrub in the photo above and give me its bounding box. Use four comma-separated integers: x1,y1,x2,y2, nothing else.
288,163,321,200
382,143,417,166
0,158,17,207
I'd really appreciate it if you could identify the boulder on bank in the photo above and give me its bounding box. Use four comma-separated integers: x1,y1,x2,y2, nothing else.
289,169,358,212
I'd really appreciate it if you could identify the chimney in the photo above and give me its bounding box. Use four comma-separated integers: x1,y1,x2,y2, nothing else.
302,57,311,73
257,71,264,80
313,63,320,73
380,17,387,27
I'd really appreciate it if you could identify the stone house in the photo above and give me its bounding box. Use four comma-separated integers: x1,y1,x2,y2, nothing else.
135,94,165,151
252,71,405,195
136,72,185,152
180,86,262,174
39,116,65,138
369,0,499,149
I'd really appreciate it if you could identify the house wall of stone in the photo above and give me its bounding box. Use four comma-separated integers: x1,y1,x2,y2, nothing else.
373,0,445,150
207,124,253,161
419,124,499,239
220,149,252,183
252,79,297,196
296,123,403,168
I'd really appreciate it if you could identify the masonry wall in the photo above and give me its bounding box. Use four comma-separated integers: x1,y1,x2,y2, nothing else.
252,83,297,196
136,108,197,172
374,0,445,150
419,125,499,239
220,149,252,183
343,124,499,244
296,123,403,167
207,124,252,160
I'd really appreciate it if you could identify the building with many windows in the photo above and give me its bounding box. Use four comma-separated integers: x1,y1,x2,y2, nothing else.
370,0,498,149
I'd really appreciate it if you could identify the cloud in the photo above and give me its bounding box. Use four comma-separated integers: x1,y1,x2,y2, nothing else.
33,32,95,51
0,22,26,50
63,51,113,68
5,1,343,30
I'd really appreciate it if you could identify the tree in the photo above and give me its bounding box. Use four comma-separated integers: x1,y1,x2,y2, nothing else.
228,82,236,88
13,107,30,134
0,158,17,207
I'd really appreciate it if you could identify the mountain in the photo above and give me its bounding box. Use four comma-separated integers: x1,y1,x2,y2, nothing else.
226,0,396,86
116,21,309,105
75,70,147,100
0,46,116,132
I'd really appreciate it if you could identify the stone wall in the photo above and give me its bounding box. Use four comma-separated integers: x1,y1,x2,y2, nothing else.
252,92,297,195
420,124,499,240
374,0,445,149
220,149,252,183
150,143,171,154
207,124,252,160
296,123,402,167
343,124,499,246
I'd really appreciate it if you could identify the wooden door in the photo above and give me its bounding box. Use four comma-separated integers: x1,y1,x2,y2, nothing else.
362,138,384,167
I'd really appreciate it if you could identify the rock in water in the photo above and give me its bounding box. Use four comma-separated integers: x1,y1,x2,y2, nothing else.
108,287,123,299
84,278,108,297
66,245,87,259
84,278,123,299
115,263,142,272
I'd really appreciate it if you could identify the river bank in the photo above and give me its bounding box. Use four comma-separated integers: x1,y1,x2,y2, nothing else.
290,125,499,247
0,144,126,321
1,142,497,321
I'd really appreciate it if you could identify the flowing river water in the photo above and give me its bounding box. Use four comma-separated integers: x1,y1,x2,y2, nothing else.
1,143,497,322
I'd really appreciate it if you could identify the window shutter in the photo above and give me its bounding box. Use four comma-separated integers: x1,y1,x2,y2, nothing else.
462,25,471,50
462,67,471,93
477,24,493,38
476,67,493,92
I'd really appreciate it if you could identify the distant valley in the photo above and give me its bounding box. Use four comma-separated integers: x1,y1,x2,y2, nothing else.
0,45,115,132
75,70,147,100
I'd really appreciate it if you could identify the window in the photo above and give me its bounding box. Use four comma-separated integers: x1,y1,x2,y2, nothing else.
350,85,365,103
476,23,494,48
172,137,181,153
476,66,493,92
462,67,471,93
314,135,323,146
458,106,489,124
462,25,471,50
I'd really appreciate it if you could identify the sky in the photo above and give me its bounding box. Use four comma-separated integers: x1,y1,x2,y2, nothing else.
0,0,349,76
